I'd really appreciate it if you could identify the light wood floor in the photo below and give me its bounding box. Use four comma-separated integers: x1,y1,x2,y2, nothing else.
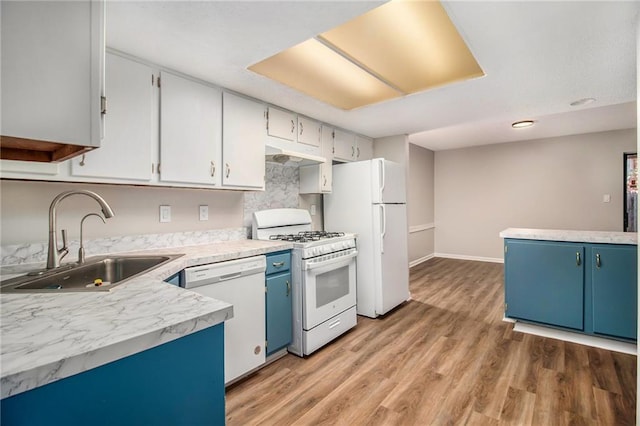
226,257,637,425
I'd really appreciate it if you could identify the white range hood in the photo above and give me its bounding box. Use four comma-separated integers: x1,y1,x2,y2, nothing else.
265,144,326,166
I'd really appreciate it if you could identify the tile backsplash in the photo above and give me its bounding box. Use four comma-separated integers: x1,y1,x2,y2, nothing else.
243,162,300,231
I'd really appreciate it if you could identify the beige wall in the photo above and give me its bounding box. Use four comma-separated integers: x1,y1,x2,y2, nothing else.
434,128,637,260
408,143,435,265
373,135,409,166
0,180,244,245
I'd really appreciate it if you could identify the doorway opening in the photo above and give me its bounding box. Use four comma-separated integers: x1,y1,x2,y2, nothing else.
623,152,637,232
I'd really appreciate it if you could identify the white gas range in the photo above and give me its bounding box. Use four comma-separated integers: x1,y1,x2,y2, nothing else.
252,208,358,356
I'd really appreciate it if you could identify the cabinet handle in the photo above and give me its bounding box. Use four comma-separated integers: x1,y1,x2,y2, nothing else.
291,119,295,134
596,253,601,268
210,161,215,177
272,261,285,268
323,175,327,186
101,96,107,115
357,147,360,158
79,154,86,166
351,146,355,157
299,122,304,135
225,163,230,178
576,252,581,266
286,280,290,297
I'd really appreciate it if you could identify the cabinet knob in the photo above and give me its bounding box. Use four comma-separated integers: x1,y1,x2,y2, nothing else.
576,252,581,266
596,253,601,268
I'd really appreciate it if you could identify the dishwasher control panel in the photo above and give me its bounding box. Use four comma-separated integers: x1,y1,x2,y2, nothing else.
182,255,266,289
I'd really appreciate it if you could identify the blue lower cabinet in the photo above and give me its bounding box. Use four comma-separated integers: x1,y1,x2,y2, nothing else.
1,324,226,426
505,239,638,341
505,240,584,330
265,250,292,356
591,244,638,340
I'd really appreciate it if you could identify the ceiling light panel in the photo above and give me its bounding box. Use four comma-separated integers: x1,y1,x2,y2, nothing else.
249,39,401,110
318,0,484,94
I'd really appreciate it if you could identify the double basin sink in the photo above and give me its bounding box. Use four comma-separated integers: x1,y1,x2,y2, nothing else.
0,254,183,293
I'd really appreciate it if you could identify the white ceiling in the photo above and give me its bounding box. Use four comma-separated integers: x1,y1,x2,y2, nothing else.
107,1,639,151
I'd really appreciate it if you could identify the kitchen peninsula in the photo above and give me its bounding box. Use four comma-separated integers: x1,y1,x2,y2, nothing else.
0,239,291,424
501,228,637,344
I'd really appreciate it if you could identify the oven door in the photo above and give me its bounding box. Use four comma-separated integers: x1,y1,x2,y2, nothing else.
302,249,357,330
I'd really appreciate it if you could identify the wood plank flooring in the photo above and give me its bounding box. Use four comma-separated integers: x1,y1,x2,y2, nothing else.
225,257,636,425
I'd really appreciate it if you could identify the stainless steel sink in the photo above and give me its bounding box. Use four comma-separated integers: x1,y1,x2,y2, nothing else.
0,254,183,293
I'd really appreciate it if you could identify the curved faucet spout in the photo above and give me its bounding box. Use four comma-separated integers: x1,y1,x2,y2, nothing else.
47,190,115,269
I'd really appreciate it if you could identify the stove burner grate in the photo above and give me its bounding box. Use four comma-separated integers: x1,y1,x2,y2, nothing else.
268,231,346,243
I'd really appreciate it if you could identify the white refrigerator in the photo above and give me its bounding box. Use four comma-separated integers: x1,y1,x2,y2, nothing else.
324,158,410,318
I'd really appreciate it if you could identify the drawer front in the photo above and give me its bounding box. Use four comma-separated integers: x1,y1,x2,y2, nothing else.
266,252,291,275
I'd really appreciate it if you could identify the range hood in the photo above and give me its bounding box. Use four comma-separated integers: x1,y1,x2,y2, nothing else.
265,144,326,166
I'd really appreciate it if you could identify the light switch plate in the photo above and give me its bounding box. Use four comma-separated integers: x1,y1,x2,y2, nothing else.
159,205,171,223
310,204,316,216
199,205,209,221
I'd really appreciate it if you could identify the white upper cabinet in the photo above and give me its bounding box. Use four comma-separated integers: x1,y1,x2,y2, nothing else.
333,129,356,162
297,116,321,148
222,92,265,189
0,0,105,161
159,71,222,186
355,135,374,161
71,53,153,181
299,125,333,194
267,107,296,141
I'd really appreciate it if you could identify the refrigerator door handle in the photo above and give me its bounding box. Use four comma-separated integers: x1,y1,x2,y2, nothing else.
378,158,385,201
380,204,386,253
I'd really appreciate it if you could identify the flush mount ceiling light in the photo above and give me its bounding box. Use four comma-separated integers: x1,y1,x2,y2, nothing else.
511,120,535,129
248,0,484,110
570,97,596,107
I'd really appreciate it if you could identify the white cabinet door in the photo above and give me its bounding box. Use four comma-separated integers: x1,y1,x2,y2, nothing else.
333,129,356,162
160,72,222,186
267,107,296,141
71,53,153,180
1,0,104,157
320,125,333,192
297,116,321,147
299,124,333,194
222,92,265,189
355,135,374,161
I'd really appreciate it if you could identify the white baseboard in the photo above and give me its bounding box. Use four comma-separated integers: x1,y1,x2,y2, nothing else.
434,252,504,264
409,254,435,268
510,321,636,355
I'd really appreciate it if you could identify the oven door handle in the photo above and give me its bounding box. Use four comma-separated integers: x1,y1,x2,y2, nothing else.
304,250,358,272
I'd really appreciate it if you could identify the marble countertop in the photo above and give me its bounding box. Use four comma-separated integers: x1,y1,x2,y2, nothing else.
0,239,292,399
500,228,637,245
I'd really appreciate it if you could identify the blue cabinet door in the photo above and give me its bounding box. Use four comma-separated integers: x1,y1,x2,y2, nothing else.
266,271,292,356
505,240,584,330
1,324,225,425
591,244,637,340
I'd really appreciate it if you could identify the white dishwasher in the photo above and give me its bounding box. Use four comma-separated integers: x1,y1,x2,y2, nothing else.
183,255,266,385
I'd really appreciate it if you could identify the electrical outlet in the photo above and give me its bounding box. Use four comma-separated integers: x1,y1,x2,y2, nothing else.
199,205,209,221
159,205,171,223
603,194,611,203
310,204,316,216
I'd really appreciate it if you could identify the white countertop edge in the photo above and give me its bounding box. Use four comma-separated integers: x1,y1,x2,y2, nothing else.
499,228,637,245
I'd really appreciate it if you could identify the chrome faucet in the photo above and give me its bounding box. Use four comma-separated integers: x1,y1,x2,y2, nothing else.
47,190,115,269
78,213,106,264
